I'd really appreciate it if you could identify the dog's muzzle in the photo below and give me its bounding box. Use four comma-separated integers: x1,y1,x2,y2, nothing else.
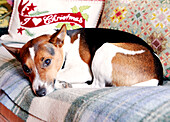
36,87,46,97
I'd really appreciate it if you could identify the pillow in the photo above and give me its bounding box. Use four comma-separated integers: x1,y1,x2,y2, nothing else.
1,0,104,42
99,0,170,80
0,0,12,36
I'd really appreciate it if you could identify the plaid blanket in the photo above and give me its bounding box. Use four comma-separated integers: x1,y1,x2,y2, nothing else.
0,42,170,121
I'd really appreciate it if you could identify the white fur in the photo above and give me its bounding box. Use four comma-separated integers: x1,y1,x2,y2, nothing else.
29,47,54,94
71,83,92,88
29,47,35,61
154,52,159,59
91,43,145,88
132,79,159,86
55,34,92,87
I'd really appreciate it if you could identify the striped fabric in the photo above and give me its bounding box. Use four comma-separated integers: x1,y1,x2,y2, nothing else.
0,42,170,121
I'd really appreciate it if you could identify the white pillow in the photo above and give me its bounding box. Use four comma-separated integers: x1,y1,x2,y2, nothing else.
1,0,104,42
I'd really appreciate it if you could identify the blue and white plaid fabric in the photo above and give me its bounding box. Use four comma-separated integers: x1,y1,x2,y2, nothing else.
0,41,170,121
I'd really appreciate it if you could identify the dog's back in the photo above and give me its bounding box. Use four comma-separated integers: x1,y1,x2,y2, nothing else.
67,28,163,86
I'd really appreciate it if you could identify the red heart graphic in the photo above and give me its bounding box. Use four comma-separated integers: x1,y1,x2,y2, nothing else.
70,23,75,26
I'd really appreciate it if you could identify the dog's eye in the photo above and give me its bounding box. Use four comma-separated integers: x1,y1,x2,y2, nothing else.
43,59,51,67
23,64,31,74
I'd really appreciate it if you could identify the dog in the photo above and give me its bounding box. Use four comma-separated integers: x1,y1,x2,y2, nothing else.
2,24,163,97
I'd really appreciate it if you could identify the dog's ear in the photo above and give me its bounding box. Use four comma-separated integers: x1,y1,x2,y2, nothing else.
2,43,21,61
49,24,67,47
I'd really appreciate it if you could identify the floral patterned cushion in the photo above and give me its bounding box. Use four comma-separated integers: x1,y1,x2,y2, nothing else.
0,0,12,36
99,0,170,80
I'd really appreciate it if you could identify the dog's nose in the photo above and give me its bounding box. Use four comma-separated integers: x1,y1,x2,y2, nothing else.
36,88,46,97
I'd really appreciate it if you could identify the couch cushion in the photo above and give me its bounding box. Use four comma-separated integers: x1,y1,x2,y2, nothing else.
0,0,12,36
98,0,170,80
1,0,104,42
0,42,170,121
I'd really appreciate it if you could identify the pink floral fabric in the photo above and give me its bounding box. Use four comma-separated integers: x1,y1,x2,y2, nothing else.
99,0,170,79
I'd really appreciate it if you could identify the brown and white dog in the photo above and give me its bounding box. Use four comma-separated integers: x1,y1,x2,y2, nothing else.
2,24,163,97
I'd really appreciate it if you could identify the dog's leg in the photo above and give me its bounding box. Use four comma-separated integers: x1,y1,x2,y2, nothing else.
91,78,105,88
91,43,115,88
55,66,92,87
54,80,72,88
55,68,92,88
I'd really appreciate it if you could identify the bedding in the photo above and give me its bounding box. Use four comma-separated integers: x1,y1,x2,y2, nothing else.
0,41,170,121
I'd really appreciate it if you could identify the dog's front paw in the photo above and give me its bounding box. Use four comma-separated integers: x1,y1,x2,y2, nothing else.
59,81,72,88
54,80,72,89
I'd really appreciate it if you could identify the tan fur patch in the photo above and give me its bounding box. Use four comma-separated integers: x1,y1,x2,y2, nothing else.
34,43,64,84
111,43,157,86
79,39,91,66
71,33,78,44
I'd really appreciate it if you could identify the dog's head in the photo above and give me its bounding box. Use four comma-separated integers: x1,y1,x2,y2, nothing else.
2,24,68,96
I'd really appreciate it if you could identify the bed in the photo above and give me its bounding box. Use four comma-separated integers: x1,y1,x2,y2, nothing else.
0,41,170,121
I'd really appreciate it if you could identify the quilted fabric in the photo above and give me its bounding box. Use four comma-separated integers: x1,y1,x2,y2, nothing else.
0,40,170,122
99,0,170,80
0,58,170,121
